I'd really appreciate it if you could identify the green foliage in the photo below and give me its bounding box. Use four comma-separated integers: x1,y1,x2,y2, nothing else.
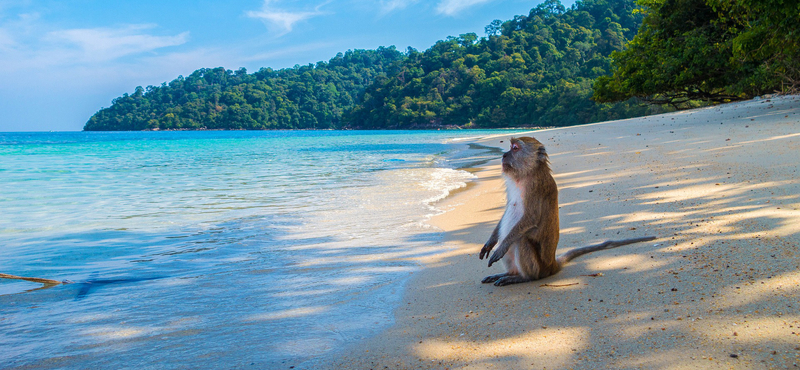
345,0,651,128
593,0,796,107
708,0,800,92
84,47,405,130
87,0,653,131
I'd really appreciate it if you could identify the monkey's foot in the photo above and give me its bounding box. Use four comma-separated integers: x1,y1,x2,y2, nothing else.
481,273,509,284
493,275,530,286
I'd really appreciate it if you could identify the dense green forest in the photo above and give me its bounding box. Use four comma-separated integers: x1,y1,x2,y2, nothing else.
86,0,652,131
84,48,405,130
346,0,651,128
594,0,800,107
84,0,798,130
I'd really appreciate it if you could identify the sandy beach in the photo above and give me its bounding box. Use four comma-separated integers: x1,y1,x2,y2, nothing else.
318,95,800,369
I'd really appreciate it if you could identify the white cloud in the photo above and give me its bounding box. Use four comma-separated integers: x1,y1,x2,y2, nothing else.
45,24,189,63
436,0,493,16
246,0,328,36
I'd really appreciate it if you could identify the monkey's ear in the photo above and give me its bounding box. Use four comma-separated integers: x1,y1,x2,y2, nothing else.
536,145,548,162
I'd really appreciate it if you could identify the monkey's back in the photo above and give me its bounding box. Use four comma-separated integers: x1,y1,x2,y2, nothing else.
518,164,561,279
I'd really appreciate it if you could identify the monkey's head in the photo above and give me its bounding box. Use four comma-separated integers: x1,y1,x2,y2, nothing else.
502,136,549,178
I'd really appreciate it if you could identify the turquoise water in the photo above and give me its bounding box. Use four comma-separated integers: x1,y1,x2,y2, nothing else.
0,130,515,369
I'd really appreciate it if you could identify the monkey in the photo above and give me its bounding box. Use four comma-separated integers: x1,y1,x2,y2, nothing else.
478,136,656,286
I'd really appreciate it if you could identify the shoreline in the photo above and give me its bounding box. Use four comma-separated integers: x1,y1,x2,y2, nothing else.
319,95,800,369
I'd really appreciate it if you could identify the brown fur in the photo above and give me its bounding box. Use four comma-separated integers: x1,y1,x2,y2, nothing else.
479,136,655,286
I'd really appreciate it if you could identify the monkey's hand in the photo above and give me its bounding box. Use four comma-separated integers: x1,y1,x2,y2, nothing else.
487,238,513,267
479,229,499,260
487,248,505,267
479,240,496,260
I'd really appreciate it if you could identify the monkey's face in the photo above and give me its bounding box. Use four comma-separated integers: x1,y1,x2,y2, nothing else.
502,137,547,178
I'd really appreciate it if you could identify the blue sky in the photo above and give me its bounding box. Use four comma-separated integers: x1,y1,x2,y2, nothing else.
0,0,575,131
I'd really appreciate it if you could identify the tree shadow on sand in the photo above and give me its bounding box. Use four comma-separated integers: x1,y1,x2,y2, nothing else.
320,98,800,369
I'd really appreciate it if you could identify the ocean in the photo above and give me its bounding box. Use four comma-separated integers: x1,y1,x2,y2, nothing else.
0,130,520,369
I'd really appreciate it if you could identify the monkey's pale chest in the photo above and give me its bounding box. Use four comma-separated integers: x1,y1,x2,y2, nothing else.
499,177,525,239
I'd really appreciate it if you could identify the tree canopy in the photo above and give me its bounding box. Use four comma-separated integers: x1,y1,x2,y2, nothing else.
344,0,650,128
86,0,653,131
85,47,405,130
593,0,799,107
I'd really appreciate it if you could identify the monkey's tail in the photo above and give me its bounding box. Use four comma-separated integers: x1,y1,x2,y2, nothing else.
557,236,657,265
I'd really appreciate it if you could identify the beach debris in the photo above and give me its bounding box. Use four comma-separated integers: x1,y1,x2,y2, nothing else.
0,273,64,286
539,282,579,288
581,273,604,277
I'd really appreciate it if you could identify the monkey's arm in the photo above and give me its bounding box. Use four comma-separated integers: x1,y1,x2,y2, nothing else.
479,224,501,260
487,224,536,267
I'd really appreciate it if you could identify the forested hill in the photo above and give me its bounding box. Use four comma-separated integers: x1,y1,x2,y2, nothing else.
346,0,648,128
84,48,405,130
85,0,649,131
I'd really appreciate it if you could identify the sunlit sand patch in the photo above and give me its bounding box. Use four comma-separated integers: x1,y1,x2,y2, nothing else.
697,315,800,341
614,320,683,343
715,270,800,307
738,132,800,145
537,277,584,290
559,199,589,208
553,169,600,178
558,226,585,235
619,347,741,369
413,327,588,367
576,150,615,158
556,169,644,190
667,238,716,252
425,280,461,290
585,254,652,272
608,255,669,273
563,210,586,216
638,179,797,204
602,210,685,225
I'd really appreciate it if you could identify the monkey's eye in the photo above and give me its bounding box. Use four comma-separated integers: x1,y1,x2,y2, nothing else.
511,143,520,151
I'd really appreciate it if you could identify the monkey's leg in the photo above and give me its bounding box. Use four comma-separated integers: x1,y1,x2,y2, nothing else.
488,240,515,267
493,275,531,286
481,273,511,284
487,226,535,267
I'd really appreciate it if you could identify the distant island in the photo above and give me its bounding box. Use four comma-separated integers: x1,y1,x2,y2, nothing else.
84,0,797,131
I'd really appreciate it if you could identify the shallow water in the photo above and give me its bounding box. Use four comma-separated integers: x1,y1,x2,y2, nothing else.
0,130,516,369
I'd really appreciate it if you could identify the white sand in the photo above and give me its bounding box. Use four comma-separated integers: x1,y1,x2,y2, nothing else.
320,95,800,369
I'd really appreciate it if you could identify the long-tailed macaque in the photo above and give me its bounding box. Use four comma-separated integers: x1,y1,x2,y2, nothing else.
479,136,656,286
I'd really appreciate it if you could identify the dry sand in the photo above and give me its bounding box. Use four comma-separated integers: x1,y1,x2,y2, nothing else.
319,95,800,369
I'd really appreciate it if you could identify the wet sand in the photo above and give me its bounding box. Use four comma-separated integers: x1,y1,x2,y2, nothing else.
320,95,800,369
